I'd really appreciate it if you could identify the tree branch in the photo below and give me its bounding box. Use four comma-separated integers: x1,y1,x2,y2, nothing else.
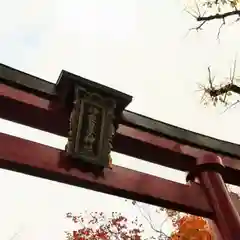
197,9,240,21
134,202,170,239
209,83,240,97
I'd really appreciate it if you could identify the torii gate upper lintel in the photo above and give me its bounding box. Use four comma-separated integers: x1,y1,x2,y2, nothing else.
0,63,240,239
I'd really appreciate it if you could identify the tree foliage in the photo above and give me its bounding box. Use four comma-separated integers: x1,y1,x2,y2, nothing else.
170,215,213,240
65,203,214,239
65,211,144,240
64,183,240,239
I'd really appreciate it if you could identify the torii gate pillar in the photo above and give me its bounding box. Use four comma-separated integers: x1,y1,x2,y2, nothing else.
187,153,240,240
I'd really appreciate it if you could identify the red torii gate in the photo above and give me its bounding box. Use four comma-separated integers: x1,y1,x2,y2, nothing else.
0,63,240,239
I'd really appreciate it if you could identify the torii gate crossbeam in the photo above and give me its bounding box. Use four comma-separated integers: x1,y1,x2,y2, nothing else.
0,63,240,239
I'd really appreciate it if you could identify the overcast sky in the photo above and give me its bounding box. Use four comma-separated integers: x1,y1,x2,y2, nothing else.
0,0,240,239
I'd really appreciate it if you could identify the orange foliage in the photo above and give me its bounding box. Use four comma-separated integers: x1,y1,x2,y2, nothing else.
170,215,213,240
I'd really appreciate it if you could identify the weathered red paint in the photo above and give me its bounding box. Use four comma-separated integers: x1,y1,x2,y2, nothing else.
1,83,240,185
0,83,69,135
0,132,213,217
0,83,53,108
118,125,240,171
193,154,240,240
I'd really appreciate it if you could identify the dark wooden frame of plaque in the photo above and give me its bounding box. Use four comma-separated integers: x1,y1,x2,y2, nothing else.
66,86,117,167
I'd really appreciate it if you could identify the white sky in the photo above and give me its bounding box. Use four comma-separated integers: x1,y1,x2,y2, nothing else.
0,0,240,239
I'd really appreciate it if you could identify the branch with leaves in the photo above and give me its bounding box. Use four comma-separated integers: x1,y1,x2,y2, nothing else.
185,0,240,37
65,211,144,240
198,58,240,110
197,9,240,21
198,0,240,21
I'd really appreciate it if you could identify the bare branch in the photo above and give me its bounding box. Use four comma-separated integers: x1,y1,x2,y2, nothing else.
208,66,214,90
222,100,240,113
134,202,170,239
9,226,24,240
184,6,208,33
231,55,238,83
190,20,208,31
217,18,226,39
194,0,201,16
184,8,198,18
135,203,160,233
159,216,168,230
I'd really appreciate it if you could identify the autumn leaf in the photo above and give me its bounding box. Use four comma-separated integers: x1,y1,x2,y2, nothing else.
170,215,213,240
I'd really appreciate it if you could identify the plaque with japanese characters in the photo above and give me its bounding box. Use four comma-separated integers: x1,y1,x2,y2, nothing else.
66,86,116,167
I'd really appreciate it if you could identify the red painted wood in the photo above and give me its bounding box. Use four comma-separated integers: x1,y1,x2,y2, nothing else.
1,83,240,185
0,83,69,135
0,83,52,108
196,154,240,240
0,132,213,217
118,125,240,169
